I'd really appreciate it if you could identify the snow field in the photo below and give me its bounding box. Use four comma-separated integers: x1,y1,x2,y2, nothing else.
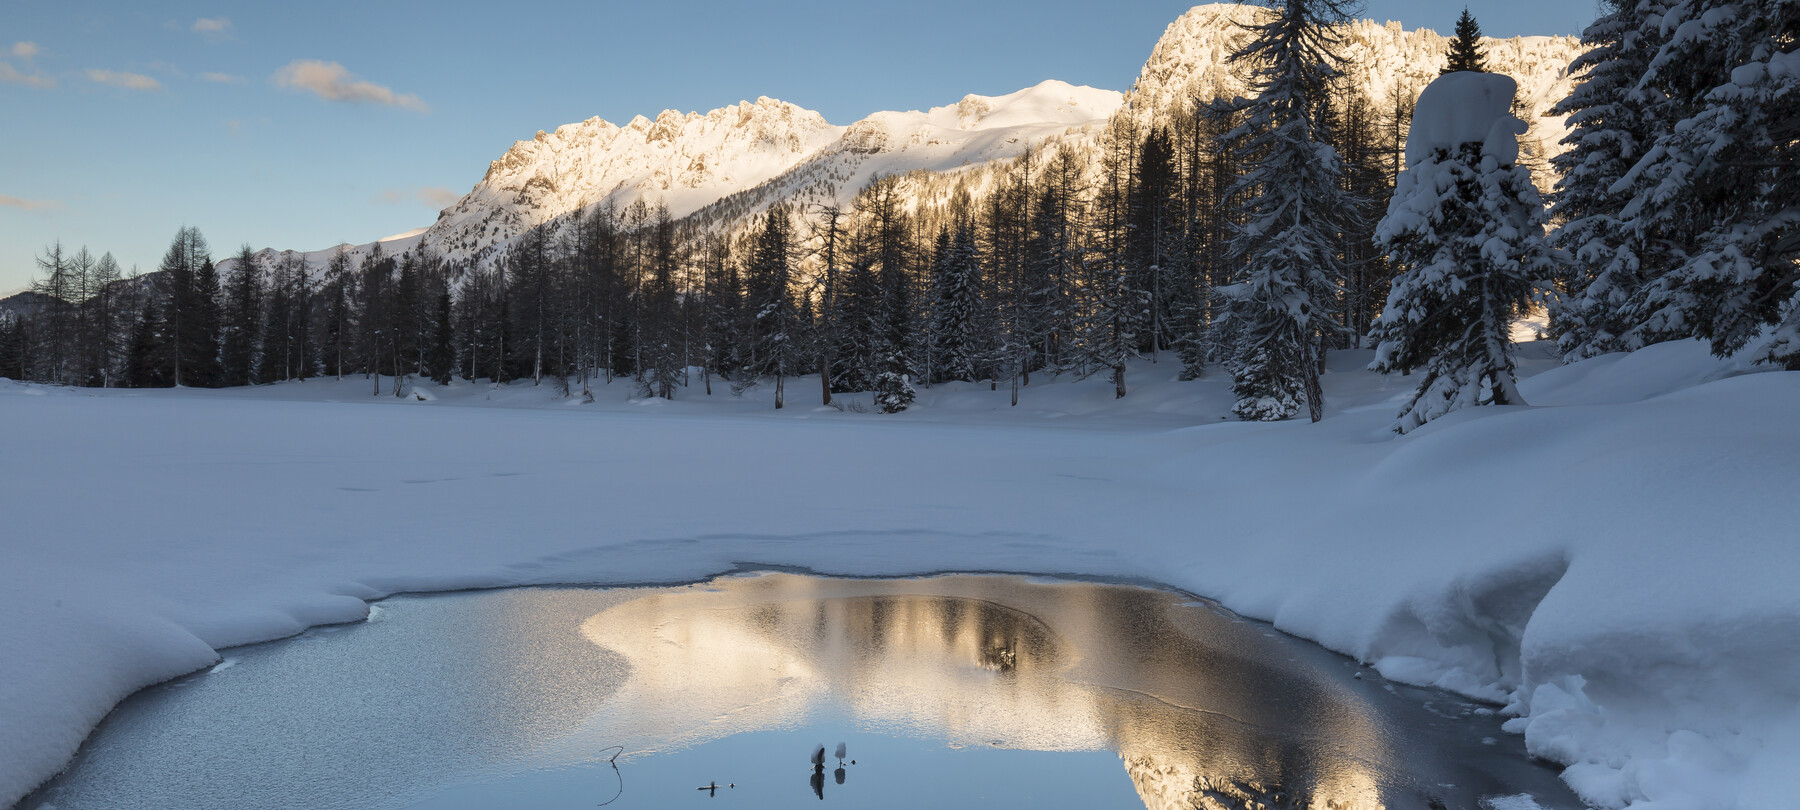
2,339,1796,810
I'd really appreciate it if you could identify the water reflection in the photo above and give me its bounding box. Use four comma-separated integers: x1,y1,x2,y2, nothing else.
27,574,1578,810
554,574,1542,809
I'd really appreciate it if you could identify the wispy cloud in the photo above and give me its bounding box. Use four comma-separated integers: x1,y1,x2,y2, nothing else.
0,61,56,89
0,194,61,212
12,42,41,61
191,17,234,43
148,60,187,79
272,60,428,112
85,69,162,91
200,71,245,84
372,187,461,210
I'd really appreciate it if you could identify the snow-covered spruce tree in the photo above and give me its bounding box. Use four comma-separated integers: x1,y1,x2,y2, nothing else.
930,224,983,383
1549,0,1673,360
1221,0,1356,422
1443,8,1488,74
874,353,916,413
1618,0,1800,368
1371,72,1561,433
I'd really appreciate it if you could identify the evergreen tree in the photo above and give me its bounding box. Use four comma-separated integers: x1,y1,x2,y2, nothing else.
874,353,916,413
0,314,24,381
1549,0,1672,359
155,227,214,387
861,176,916,381
1616,0,1800,368
321,247,355,380
1076,115,1146,399
357,245,394,394
930,224,984,383
259,254,295,382
509,226,556,386
807,205,847,404
1222,0,1357,422
1443,8,1488,74
1331,84,1396,349
85,252,125,387
1370,72,1560,433
428,283,456,385
1024,145,1087,379
220,245,264,386
738,207,798,407
1127,127,1185,360
291,253,314,380
190,257,224,387
126,298,173,388
832,255,883,393
639,204,684,399
393,251,425,389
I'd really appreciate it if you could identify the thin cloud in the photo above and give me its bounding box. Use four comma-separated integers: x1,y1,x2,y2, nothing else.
372,187,461,210
417,187,460,208
12,42,41,61
0,61,56,89
272,60,429,112
192,17,234,42
85,69,162,91
200,71,245,84
0,194,61,212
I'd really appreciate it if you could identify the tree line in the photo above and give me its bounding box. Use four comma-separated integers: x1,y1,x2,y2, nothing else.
5,0,1793,429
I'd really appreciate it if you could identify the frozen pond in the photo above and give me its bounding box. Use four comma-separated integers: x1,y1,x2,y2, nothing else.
26,573,1579,809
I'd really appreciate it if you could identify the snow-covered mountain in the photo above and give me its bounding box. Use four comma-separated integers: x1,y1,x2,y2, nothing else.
415,80,1120,263
682,80,1122,235
424,97,843,263
238,4,1584,272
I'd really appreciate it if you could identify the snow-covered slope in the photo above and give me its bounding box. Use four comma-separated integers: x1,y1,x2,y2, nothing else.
684,79,1121,233
219,227,428,279
5,343,1797,810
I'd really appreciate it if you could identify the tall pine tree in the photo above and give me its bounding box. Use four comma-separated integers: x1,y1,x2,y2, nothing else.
1221,0,1356,422
1443,8,1488,73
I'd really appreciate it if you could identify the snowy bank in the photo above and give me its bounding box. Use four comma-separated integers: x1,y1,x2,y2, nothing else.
2,340,1796,810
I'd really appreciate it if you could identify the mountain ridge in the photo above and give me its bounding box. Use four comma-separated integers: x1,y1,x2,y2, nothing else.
228,4,1584,274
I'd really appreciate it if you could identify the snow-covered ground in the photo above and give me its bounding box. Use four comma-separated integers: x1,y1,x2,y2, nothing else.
3,341,1796,810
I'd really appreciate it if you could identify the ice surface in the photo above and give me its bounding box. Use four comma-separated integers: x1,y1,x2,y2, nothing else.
2,339,1796,810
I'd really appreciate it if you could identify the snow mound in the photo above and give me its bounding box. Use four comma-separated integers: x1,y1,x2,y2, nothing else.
1406,71,1528,165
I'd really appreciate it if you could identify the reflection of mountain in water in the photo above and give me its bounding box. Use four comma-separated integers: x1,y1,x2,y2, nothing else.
574,575,1389,809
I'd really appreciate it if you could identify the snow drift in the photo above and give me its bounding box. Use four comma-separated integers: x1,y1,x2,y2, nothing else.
2,340,1796,810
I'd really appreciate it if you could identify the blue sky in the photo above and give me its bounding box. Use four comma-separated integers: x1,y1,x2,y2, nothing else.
0,1,1598,294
